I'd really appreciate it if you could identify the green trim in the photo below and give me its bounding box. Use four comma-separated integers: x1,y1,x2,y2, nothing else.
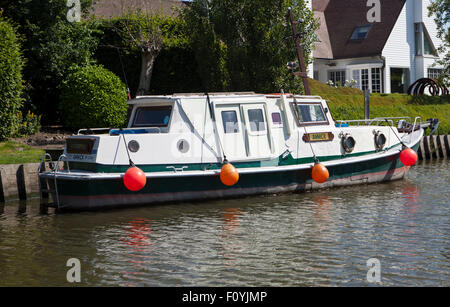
68,142,402,173
57,150,407,198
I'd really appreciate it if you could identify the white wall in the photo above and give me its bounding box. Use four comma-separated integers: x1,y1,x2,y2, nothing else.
382,0,415,93
382,0,446,92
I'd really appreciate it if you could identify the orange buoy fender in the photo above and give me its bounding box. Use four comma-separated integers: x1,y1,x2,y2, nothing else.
124,166,147,191
312,163,329,184
220,162,239,186
400,148,418,166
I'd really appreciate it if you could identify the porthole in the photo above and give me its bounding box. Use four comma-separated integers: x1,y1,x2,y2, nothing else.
342,134,356,154
374,132,386,150
128,140,140,153
177,139,189,153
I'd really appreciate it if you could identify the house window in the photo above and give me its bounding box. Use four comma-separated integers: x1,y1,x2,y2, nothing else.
247,109,266,132
361,69,369,91
428,68,443,79
329,70,346,86
222,111,239,134
371,68,381,93
350,25,372,40
415,23,437,56
352,70,361,88
415,23,423,56
351,68,382,93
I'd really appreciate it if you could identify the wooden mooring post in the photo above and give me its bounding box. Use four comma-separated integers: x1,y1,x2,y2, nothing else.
417,135,450,160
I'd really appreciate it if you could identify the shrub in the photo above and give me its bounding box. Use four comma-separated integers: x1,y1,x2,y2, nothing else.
59,65,128,129
0,16,24,140
15,111,42,137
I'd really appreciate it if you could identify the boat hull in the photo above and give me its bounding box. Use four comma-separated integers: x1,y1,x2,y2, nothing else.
43,145,415,211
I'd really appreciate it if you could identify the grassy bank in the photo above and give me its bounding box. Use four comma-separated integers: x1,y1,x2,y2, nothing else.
309,79,450,135
0,141,44,165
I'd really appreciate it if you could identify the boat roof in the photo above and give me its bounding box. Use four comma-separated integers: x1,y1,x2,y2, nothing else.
129,93,324,105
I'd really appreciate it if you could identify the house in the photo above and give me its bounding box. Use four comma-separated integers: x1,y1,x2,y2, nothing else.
310,0,447,93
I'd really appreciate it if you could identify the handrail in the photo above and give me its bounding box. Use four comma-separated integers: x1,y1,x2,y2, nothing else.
55,154,70,173
336,117,411,127
77,127,111,135
109,127,162,134
38,153,53,173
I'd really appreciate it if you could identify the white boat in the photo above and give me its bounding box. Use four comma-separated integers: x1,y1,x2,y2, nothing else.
38,92,435,211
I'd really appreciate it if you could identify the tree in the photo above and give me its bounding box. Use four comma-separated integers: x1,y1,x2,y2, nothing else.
0,15,24,140
0,0,99,123
182,0,319,94
428,0,449,87
109,1,186,96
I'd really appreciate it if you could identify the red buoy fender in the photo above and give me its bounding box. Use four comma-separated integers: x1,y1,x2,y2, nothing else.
124,166,147,191
400,148,418,166
220,163,239,186
312,163,329,184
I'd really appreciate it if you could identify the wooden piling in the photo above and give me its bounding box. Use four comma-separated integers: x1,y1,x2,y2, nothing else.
436,135,446,158
423,136,431,160
0,168,5,204
16,165,27,201
444,135,450,158
418,138,424,160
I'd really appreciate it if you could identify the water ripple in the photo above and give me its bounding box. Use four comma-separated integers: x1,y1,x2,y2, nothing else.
0,161,448,286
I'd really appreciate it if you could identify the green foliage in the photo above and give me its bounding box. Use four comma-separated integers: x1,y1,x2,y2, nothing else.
182,0,319,93
60,65,128,129
14,111,42,137
427,0,449,86
0,15,24,140
0,0,99,123
94,14,201,96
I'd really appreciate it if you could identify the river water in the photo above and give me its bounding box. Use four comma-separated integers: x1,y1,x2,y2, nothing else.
0,161,448,287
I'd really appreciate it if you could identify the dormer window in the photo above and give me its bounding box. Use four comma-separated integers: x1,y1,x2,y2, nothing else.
350,25,372,40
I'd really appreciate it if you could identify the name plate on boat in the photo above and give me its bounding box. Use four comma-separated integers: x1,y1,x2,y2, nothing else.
302,132,334,143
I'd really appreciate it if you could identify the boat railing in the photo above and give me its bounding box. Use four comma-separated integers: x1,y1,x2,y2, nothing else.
77,128,111,135
336,117,412,127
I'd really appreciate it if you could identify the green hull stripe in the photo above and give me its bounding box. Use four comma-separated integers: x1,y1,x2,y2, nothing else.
57,148,410,197
68,142,403,173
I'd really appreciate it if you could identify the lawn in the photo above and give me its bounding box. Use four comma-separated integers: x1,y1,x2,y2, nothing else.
0,141,45,165
309,78,450,135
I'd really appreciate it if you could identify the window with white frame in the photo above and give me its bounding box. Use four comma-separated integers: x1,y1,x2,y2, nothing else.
350,67,382,93
371,68,381,93
428,68,443,79
328,70,346,86
361,69,369,91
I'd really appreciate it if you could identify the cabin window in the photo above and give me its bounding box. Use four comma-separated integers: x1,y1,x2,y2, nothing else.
292,103,328,126
222,111,239,134
132,106,172,128
271,112,282,125
247,109,266,132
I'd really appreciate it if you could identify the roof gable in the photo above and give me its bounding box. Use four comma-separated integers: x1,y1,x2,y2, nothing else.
319,0,406,59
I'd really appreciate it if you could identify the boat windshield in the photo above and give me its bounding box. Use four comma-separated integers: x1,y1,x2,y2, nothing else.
292,103,328,126
132,106,172,128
